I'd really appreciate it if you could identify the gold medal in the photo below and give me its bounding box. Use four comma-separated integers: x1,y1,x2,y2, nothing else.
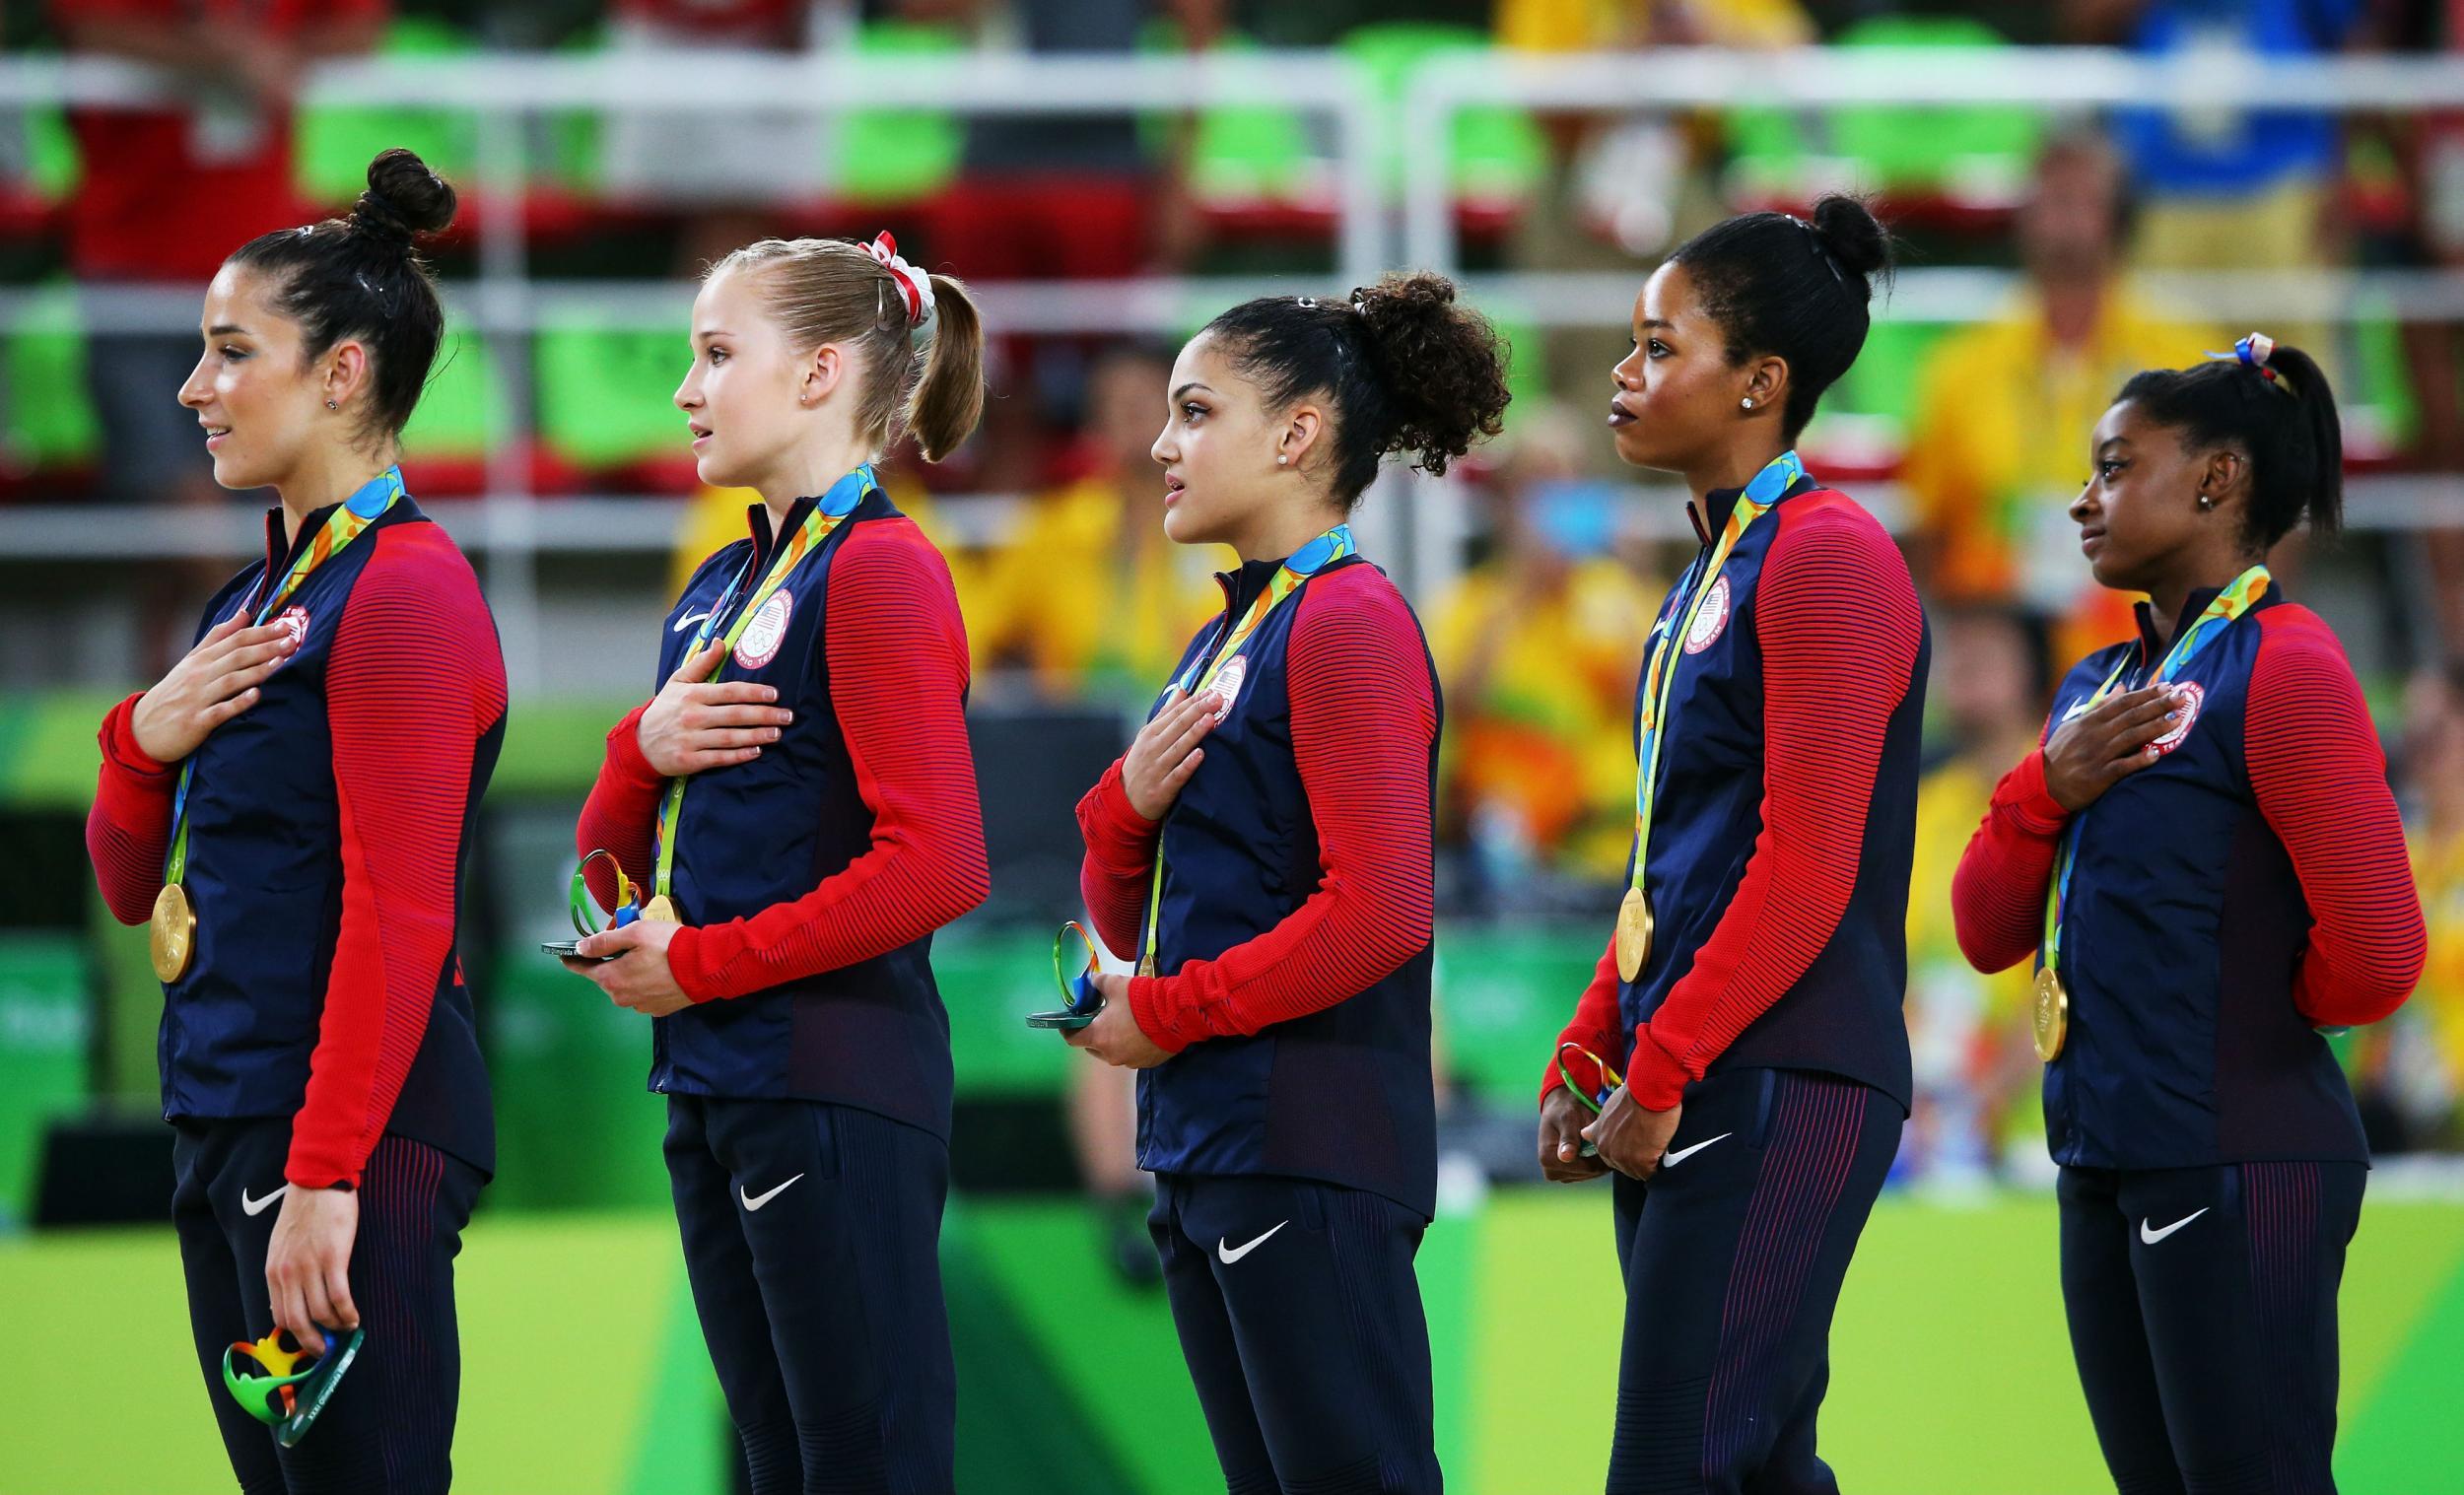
640,895,680,924
1614,886,1654,983
151,882,197,984
2032,966,2069,1062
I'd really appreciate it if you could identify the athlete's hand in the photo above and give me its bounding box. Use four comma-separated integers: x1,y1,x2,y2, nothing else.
1120,685,1224,821
2042,685,2183,812
1539,1086,1609,1182
1063,974,1173,1068
130,613,298,763
1584,1088,1682,1182
637,642,792,779
265,1184,359,1355
567,919,693,1017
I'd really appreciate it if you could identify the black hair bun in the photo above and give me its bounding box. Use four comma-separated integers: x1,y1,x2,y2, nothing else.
1348,271,1511,477
1809,193,1892,288
352,148,457,249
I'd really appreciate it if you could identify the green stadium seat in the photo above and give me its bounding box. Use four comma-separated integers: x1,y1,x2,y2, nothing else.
532,314,694,484
831,21,967,207
0,288,101,485
395,328,503,496
294,19,480,212
1337,23,1548,224
1726,16,2042,220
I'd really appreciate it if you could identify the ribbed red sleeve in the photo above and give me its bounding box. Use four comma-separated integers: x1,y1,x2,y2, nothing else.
575,700,660,916
87,691,177,926
1951,742,2068,975
1076,760,1161,962
664,519,989,998
1617,501,1924,1110
1122,566,1437,1053
2246,607,2426,1026
290,525,507,1189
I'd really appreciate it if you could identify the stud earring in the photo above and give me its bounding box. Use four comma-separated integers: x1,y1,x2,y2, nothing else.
325,399,338,410
1741,397,1753,410
1277,454,1288,466
2196,495,2215,510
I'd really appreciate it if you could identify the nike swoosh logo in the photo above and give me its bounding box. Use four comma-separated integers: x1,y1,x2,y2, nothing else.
672,609,714,634
740,1174,805,1212
1662,1132,1733,1168
2140,1207,2209,1245
240,1185,289,1217
1217,1221,1288,1264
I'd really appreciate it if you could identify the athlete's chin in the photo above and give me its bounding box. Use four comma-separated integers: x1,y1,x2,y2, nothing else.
1608,422,1679,474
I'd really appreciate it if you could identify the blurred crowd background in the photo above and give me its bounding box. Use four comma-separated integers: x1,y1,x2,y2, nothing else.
2,0,2463,1242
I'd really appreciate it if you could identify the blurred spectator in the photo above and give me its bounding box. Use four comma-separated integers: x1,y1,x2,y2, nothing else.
962,342,1221,703
1900,128,2214,670
54,0,386,507
2366,664,2464,1147
2065,0,2361,357
1428,403,1658,901
599,0,822,274
2361,0,2464,656
1902,605,2054,1185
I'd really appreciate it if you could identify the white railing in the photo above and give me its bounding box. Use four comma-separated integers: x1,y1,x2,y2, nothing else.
7,48,2464,689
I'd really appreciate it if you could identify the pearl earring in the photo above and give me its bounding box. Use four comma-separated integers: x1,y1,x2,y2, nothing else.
1741,397,1753,410
1277,455,1288,466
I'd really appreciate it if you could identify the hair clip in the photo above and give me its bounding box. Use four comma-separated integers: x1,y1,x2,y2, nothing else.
1296,296,1319,308
2203,333,2281,382
1351,299,1367,315
1783,213,1845,285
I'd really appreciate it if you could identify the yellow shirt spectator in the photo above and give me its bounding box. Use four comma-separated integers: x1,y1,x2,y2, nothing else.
1901,290,2215,663
1429,553,1657,881
2414,829,2464,1118
964,474,1224,704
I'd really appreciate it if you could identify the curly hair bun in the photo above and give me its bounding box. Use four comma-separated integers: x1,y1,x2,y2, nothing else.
1347,271,1512,478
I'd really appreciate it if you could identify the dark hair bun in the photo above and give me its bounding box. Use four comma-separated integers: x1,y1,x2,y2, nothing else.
352,148,457,249
1809,193,1891,287
1348,271,1511,478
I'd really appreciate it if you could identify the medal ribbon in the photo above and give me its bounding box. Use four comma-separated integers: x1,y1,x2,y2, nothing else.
650,465,876,904
2041,564,2273,972
164,468,406,886
1623,450,1803,909
1134,523,1356,973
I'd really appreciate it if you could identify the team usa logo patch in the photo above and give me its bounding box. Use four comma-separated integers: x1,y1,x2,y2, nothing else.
1683,577,1733,654
2151,681,2204,755
734,591,793,669
1204,655,1249,722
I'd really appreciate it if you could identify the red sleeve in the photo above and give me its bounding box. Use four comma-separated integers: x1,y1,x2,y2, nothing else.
1619,503,1924,1110
1076,759,1160,961
86,691,177,927
289,528,507,1189
664,520,989,998
1540,930,1629,1106
2245,609,2426,1026
1950,742,2069,975
575,700,661,916
1123,568,1437,1053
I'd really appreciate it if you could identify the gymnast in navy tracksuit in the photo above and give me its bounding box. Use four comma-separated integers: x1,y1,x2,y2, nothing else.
85,151,501,1495
1955,337,2424,1494
1061,275,1509,1494
1538,199,1927,1495
567,236,988,1495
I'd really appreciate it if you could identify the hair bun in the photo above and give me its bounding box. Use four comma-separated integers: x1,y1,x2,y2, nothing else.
1347,271,1511,477
352,148,457,249
1809,193,1891,285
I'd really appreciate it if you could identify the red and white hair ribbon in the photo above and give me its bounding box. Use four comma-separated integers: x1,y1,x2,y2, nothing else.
864,232,934,323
